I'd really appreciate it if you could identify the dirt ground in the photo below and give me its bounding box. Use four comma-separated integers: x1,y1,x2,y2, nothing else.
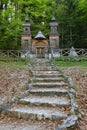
0,61,87,130
0,62,29,105
61,66,87,130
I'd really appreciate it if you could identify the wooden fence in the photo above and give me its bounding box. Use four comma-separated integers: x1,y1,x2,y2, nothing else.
0,49,87,58
58,48,87,56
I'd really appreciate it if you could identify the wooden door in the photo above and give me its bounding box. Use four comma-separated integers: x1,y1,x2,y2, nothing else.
36,47,45,58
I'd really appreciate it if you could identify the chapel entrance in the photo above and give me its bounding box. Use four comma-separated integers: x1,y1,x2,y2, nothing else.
36,47,45,58
32,31,48,58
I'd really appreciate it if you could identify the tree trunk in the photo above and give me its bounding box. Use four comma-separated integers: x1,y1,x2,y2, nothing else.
61,24,64,47
70,28,73,43
0,2,3,10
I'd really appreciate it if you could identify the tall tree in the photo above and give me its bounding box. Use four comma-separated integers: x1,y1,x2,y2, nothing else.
0,0,87,50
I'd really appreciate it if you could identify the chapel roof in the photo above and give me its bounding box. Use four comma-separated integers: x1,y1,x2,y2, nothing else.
34,31,46,39
50,16,58,26
23,15,31,26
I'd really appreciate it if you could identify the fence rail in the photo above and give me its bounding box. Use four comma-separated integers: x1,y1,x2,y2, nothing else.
0,49,87,58
58,48,87,56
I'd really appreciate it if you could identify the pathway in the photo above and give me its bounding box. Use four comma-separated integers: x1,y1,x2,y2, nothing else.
1,59,78,130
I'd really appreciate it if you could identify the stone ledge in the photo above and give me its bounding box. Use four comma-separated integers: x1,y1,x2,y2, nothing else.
55,67,79,130
0,90,30,113
5,106,68,120
55,115,78,130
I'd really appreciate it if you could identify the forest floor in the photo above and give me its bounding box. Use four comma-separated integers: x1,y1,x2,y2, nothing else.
0,61,87,130
61,66,87,130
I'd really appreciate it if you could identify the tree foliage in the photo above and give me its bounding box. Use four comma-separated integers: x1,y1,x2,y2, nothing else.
0,0,87,50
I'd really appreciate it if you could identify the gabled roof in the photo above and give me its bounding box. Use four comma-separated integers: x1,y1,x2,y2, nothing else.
34,31,46,39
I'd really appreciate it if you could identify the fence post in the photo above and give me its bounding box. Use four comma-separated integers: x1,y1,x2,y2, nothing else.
82,49,84,56
60,49,62,56
7,50,10,57
18,51,20,57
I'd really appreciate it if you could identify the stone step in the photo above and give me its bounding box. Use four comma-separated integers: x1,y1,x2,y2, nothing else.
32,82,68,88
19,96,70,107
33,71,61,74
33,73,63,78
5,105,68,120
33,68,55,71
33,66,53,72
35,77,65,82
29,88,69,97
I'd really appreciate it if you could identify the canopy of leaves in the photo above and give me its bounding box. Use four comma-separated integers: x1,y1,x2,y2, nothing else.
0,0,87,50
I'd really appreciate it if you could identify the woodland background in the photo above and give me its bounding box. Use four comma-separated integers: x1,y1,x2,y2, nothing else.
0,0,87,50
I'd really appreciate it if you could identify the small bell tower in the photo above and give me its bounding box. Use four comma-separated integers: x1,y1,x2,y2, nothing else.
49,16,59,51
21,15,32,52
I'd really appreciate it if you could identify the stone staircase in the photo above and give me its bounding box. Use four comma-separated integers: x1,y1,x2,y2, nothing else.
2,59,78,129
